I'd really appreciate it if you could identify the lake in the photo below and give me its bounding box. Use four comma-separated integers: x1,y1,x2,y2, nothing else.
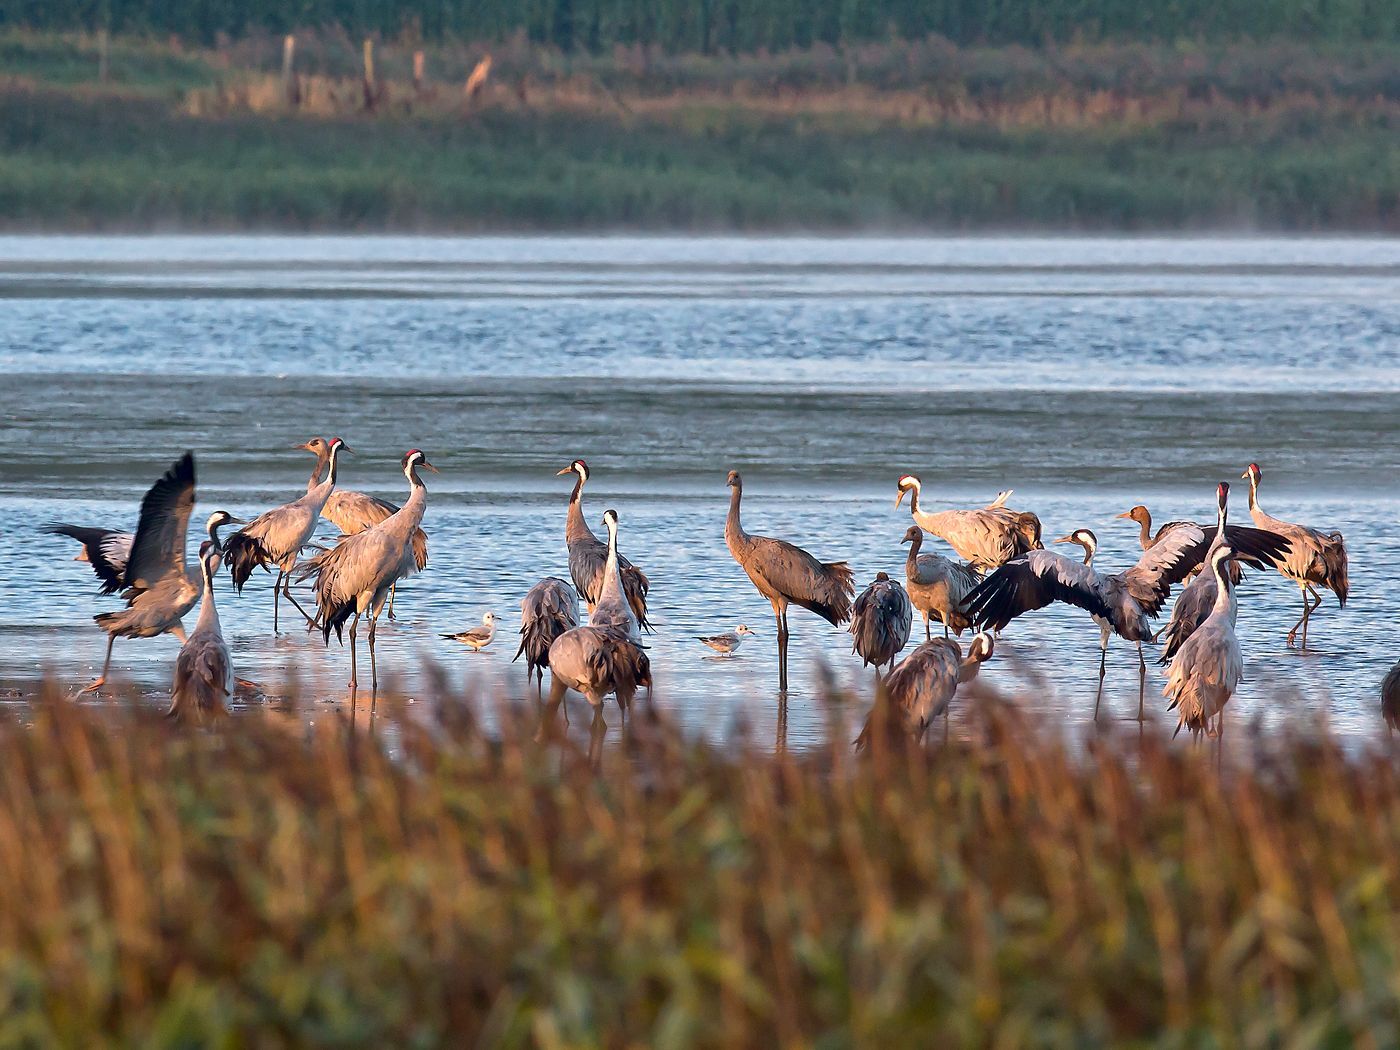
2,235,1397,751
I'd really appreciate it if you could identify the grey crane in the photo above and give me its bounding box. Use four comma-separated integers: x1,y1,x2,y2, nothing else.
515,577,579,686
900,525,978,639
849,571,912,675
442,612,497,651
299,449,435,700
895,474,1042,571
964,516,1284,719
223,436,349,633
557,459,652,631
725,469,854,692
72,451,203,693
167,540,234,724
546,625,652,716
1158,482,1287,663
1163,544,1244,738
590,508,643,644
698,624,755,655
1383,662,1400,733
302,437,428,620
855,633,995,747
1241,462,1349,649
44,509,241,595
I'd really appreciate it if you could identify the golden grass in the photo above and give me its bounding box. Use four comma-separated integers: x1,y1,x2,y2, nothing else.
1,680,1397,1044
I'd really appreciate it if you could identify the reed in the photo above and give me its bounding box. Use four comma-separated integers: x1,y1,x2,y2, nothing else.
1,679,1397,1044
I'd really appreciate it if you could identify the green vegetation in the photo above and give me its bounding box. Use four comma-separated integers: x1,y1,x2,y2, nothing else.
4,0,1398,50
0,31,1396,230
2,682,1399,1044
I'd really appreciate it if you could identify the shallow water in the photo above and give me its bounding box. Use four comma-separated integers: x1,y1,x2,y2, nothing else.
1,235,1397,751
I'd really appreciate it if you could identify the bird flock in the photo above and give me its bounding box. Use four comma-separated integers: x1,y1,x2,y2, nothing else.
44,444,1384,742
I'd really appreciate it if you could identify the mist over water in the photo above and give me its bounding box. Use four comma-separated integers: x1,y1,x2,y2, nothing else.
2,235,1397,750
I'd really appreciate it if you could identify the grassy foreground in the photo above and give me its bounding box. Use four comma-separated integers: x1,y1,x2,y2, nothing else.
0,31,1397,230
2,682,1398,1044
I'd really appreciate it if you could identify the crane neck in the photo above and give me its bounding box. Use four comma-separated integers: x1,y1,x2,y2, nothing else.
905,484,921,515
196,560,221,632
207,518,226,551
1135,516,1152,549
904,532,923,575
725,483,747,547
1210,552,1234,612
308,445,332,492
1246,475,1259,512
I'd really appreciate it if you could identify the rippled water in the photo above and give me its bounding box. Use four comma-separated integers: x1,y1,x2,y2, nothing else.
2,235,1397,751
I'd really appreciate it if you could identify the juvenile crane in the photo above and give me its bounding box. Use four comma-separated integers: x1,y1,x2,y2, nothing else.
1163,544,1244,738
849,572,912,675
557,459,652,630
514,577,579,686
303,437,427,620
725,470,854,691
855,633,995,747
901,525,978,638
167,541,234,724
300,449,435,700
72,451,204,693
1116,505,1202,551
1241,462,1349,649
1158,482,1288,663
895,475,1041,571
224,437,349,632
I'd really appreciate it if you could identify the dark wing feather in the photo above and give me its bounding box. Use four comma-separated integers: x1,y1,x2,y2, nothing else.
1118,525,1209,615
42,524,131,594
1221,524,1293,574
124,452,196,592
964,550,1113,632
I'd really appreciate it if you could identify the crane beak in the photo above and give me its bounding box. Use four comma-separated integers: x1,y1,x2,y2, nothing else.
340,444,356,455
1114,511,1132,519
555,466,573,476
1052,534,1074,544
226,515,246,526
421,460,440,474
894,490,907,509
293,442,313,451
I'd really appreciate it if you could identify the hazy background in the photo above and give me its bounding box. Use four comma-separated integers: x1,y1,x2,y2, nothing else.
0,0,1396,231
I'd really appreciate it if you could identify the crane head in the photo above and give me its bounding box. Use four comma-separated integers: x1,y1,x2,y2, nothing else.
969,633,995,663
197,540,223,576
894,474,920,508
900,525,921,545
1114,505,1150,525
726,470,741,489
295,437,328,454
401,449,438,474
1053,528,1098,555
1217,481,1230,509
1241,462,1262,485
602,508,619,531
329,437,354,455
556,458,588,481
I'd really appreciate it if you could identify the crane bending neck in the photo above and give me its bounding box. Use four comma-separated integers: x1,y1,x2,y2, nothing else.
726,483,747,545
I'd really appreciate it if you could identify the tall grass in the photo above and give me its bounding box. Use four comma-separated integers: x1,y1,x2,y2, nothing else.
1,680,1398,1044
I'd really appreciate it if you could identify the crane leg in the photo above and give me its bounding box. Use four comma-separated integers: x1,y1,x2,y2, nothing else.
1136,644,1146,723
925,614,932,641
347,611,360,700
80,634,118,694
773,605,787,693
1093,641,1108,721
779,608,792,693
367,615,379,705
1285,583,1313,649
1301,584,1323,650
280,573,316,628
386,582,397,621
273,571,282,634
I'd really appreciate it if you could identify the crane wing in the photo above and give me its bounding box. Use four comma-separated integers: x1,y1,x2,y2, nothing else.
41,524,133,594
963,550,1112,632
124,452,196,593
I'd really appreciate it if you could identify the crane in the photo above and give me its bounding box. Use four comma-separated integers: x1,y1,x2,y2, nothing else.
900,525,978,638
514,577,579,687
1241,462,1349,649
299,449,434,700
895,475,1041,571
223,437,349,633
302,437,427,620
848,572,912,675
855,633,995,746
557,459,652,630
167,540,234,724
725,469,854,692
1163,544,1244,738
